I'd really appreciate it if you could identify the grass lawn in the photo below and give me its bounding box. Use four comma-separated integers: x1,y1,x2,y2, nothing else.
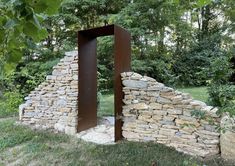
0,118,231,166
98,93,114,117
0,110,18,119
177,86,208,103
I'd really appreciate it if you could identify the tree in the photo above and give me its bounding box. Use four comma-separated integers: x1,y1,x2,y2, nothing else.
0,0,62,73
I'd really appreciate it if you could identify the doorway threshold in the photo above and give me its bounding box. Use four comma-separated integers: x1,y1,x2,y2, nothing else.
76,116,115,145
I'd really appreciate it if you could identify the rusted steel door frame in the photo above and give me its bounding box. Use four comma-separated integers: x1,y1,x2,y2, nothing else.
77,25,131,141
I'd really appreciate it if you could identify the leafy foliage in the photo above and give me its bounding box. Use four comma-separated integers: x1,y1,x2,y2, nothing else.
0,49,63,117
0,0,62,72
207,56,235,116
132,58,175,85
3,50,63,95
191,110,206,120
208,84,235,107
0,91,23,117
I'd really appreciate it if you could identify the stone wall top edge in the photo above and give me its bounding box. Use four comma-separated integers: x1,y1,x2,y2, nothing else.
23,51,78,101
121,71,220,119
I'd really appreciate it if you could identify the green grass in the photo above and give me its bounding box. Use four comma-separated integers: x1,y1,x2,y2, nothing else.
0,100,19,118
0,110,18,118
177,86,209,103
0,118,231,166
98,93,114,117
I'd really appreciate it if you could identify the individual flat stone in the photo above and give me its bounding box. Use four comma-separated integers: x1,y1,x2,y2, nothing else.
157,97,171,104
159,128,177,136
197,130,220,136
133,103,149,110
149,103,162,109
175,119,200,127
198,138,219,145
159,120,175,126
167,109,182,115
122,80,148,88
162,125,179,130
153,110,167,116
123,131,140,139
190,100,207,107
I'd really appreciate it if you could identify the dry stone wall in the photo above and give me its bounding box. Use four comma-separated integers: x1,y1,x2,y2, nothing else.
121,72,221,157
19,51,78,135
19,51,229,159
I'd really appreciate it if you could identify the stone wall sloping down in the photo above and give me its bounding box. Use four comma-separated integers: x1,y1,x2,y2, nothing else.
121,72,221,157
19,51,78,135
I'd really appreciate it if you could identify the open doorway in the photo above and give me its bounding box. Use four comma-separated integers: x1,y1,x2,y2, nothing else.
97,36,115,118
76,36,116,144
96,36,115,143
77,25,131,142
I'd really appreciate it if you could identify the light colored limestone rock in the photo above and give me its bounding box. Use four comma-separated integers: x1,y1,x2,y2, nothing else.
133,103,149,110
167,109,182,115
175,119,200,127
157,97,171,104
123,131,140,139
54,123,65,132
65,126,77,135
197,129,220,136
149,103,162,109
159,128,177,136
121,72,221,158
19,51,78,134
122,80,148,89
159,120,175,126
220,115,235,161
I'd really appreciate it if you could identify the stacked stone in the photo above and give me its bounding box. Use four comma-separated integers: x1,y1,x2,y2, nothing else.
121,72,220,157
220,114,235,161
19,51,78,135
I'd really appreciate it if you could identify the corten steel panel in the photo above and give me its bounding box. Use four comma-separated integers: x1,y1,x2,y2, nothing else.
114,26,131,141
77,25,131,141
77,34,97,132
78,25,114,37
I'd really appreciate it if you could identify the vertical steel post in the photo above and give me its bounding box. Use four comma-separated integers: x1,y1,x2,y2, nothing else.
77,34,97,131
77,25,131,141
114,26,131,141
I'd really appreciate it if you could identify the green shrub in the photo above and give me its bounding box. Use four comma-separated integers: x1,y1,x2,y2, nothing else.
219,104,235,117
13,58,60,96
0,91,23,117
173,53,210,86
132,58,176,85
207,56,235,116
208,84,235,107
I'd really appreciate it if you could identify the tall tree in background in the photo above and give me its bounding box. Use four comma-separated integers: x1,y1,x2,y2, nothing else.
1,0,234,90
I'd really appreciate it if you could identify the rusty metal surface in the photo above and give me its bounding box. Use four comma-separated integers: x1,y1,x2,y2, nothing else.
78,25,114,37
77,25,131,141
114,26,131,141
77,33,97,132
